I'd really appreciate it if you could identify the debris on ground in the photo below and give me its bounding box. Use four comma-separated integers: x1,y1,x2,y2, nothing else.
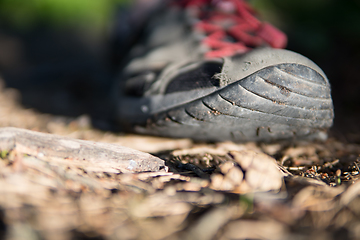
1,82,360,240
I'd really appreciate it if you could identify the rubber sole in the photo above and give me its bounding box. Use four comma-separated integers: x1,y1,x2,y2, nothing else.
131,63,334,142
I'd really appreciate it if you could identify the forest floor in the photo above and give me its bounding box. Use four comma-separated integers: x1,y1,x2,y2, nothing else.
0,80,360,240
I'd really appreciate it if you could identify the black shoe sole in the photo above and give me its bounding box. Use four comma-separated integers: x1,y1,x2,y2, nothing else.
132,63,334,142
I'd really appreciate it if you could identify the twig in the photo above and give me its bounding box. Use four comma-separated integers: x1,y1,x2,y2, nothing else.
0,127,166,173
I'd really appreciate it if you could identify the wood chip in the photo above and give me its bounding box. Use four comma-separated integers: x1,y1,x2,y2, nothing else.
223,220,288,239
230,150,284,192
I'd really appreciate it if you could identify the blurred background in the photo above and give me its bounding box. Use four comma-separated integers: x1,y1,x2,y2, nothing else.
0,0,129,122
0,0,359,142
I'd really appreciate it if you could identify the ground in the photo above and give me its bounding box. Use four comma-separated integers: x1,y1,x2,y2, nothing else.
0,78,360,240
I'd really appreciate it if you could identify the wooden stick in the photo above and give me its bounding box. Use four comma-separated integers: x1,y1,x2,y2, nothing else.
0,127,166,173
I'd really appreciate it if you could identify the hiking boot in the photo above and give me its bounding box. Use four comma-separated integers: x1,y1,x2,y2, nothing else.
113,0,334,142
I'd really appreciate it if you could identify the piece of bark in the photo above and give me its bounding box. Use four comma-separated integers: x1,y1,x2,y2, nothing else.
230,150,284,192
0,127,166,173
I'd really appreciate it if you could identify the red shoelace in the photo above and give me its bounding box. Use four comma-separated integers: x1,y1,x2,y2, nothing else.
179,0,287,58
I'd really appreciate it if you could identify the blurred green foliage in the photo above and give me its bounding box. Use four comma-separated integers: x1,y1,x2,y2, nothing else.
1,0,359,56
252,0,360,55
0,0,130,30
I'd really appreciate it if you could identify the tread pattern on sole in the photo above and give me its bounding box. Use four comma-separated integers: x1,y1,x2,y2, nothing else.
241,75,332,110
136,63,334,141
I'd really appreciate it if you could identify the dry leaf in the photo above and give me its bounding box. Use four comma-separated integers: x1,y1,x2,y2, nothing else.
230,150,283,192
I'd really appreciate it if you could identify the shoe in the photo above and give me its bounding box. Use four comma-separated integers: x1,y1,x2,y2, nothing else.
113,0,334,142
